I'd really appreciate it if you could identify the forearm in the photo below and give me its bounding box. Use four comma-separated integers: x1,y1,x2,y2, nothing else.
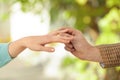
96,43,120,68
9,38,26,58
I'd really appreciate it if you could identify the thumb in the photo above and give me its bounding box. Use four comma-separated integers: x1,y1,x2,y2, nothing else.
40,46,55,52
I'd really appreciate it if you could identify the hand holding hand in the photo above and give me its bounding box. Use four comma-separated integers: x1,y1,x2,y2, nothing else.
22,28,73,52
9,28,73,57
64,27,102,62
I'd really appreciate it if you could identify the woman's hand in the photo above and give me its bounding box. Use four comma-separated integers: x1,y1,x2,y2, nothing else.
8,28,73,58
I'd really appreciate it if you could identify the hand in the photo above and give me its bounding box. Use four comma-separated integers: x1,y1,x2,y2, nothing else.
9,28,73,57
64,27,102,62
23,28,73,52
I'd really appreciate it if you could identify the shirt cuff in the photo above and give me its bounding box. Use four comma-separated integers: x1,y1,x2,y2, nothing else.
0,43,12,67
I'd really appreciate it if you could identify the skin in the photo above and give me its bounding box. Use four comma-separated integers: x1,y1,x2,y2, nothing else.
63,27,103,62
8,28,73,58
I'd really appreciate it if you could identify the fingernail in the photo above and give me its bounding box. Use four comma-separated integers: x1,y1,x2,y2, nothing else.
51,48,55,52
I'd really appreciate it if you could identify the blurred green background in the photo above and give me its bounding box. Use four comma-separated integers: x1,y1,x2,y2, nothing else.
0,0,120,80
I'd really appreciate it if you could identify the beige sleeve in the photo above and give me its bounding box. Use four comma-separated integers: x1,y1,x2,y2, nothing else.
96,43,120,68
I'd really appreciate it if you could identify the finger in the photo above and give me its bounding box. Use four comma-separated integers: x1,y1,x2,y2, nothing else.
46,36,72,44
58,35,74,42
59,36,73,41
53,34,73,43
40,46,55,52
55,29,70,35
55,39,70,43
50,27,75,37
58,27,73,31
59,33,72,37
56,27,75,35
58,33,74,40
49,29,68,36
64,46,75,52
65,43,73,49
57,27,77,36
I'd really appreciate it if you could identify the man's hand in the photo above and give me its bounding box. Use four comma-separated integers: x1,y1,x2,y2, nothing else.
64,27,102,62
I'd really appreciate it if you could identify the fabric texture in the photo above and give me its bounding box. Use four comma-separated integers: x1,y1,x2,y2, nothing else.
0,43,12,67
96,43,120,68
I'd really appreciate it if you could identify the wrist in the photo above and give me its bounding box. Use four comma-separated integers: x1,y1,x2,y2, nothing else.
91,46,103,62
9,38,26,58
84,46,103,62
